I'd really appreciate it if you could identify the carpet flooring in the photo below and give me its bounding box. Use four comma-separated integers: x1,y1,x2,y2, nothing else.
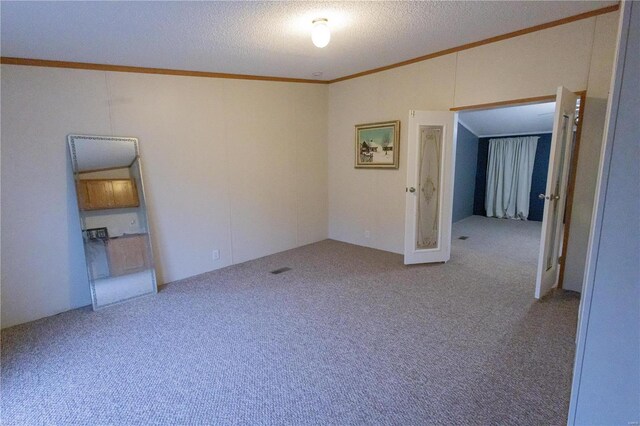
1,216,579,425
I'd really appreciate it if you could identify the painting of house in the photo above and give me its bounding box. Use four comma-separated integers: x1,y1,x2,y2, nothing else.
355,121,400,168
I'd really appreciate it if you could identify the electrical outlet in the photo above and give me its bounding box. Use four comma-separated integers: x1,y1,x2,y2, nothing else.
212,249,220,261
364,230,371,239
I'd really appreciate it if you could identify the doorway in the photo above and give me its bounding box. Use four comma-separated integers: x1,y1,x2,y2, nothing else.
452,101,557,294
404,88,585,299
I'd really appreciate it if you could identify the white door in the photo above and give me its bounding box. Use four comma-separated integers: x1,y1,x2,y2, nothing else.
404,110,457,264
535,86,578,298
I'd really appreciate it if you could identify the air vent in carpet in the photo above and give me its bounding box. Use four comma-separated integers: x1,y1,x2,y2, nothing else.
270,267,291,275
458,236,469,240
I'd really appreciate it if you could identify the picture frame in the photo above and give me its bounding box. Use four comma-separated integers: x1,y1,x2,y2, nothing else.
355,120,400,169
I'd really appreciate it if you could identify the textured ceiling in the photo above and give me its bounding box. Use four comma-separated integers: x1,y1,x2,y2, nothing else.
459,102,556,137
1,1,616,81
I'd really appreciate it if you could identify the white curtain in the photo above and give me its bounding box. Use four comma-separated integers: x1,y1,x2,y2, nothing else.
485,136,539,220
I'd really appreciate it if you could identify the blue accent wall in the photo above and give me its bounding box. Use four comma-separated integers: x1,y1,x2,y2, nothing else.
473,133,552,221
452,123,479,223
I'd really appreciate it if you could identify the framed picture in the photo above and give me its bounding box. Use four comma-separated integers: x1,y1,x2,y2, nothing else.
355,120,400,169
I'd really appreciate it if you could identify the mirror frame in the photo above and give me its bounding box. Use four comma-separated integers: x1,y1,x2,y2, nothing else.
68,134,158,309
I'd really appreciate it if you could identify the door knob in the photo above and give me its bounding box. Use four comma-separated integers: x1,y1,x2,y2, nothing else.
539,193,560,201
409,187,416,193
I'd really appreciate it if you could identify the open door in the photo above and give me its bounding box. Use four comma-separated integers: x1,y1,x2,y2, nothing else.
535,87,578,298
404,110,457,264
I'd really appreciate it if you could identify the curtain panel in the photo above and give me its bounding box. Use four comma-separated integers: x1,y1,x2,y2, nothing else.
485,136,539,220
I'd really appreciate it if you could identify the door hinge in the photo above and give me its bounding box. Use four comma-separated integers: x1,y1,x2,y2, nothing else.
558,256,563,264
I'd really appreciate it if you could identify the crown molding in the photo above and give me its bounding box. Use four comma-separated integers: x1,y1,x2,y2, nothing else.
0,57,329,84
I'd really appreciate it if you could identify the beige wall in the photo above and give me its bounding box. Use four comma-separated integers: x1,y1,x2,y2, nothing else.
454,18,595,107
563,12,619,292
328,55,457,253
1,66,328,327
328,12,618,268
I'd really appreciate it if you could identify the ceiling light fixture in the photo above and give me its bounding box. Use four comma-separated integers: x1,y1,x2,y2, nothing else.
311,18,330,48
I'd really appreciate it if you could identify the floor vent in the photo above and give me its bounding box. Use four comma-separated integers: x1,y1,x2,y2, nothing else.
458,236,469,240
270,267,292,275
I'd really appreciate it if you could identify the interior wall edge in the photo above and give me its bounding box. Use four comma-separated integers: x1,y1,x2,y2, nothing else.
456,119,479,138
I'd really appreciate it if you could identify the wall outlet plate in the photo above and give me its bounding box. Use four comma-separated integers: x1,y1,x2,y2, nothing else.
212,249,220,261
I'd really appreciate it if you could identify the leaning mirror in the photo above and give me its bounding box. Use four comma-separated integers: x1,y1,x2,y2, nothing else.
68,135,157,309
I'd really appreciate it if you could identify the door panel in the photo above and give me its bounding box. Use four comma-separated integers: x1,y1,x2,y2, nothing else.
535,86,578,298
405,111,457,264
106,235,150,277
86,180,114,209
416,126,443,250
112,179,139,208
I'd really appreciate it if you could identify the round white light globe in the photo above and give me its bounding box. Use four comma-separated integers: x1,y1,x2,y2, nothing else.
312,19,330,48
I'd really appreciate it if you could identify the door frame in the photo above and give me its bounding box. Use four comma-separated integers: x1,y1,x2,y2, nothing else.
450,90,587,290
557,91,587,289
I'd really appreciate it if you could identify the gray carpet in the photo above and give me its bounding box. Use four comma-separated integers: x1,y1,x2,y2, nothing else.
1,216,579,425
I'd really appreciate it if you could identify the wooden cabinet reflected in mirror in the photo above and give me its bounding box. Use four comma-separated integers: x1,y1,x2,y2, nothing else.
77,179,139,210
106,234,151,277
68,135,157,310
